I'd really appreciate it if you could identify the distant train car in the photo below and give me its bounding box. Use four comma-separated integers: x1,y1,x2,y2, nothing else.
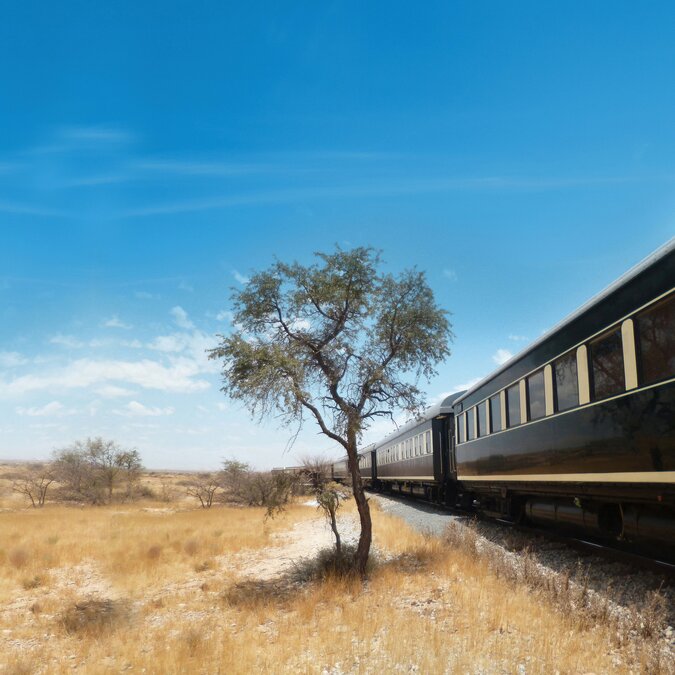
453,239,675,548
358,444,376,487
332,447,375,486
373,392,464,503
331,455,349,483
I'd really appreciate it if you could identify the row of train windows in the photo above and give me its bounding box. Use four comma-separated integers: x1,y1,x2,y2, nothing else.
359,454,372,468
378,430,432,465
457,291,674,444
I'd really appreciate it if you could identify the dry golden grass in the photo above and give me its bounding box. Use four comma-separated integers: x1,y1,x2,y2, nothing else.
0,483,669,674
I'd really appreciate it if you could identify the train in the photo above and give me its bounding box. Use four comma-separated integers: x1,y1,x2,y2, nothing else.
332,239,675,554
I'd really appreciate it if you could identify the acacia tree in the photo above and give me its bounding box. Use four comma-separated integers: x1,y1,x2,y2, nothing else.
186,473,221,508
209,246,451,577
12,465,55,508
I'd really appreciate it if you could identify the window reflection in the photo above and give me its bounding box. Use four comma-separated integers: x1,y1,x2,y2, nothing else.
490,394,502,432
506,383,521,427
589,329,625,400
636,294,675,386
527,369,546,420
554,350,579,411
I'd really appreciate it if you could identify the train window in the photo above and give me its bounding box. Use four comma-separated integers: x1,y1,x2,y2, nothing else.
457,414,465,443
554,350,579,411
477,401,488,437
636,294,675,385
527,369,546,421
489,394,502,432
466,409,476,440
506,383,521,428
414,436,418,456
426,430,431,453
589,328,625,400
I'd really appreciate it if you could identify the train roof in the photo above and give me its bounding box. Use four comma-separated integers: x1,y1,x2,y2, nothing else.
454,237,675,406
369,390,465,450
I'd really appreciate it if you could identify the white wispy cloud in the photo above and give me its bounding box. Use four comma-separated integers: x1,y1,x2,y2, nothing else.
114,401,175,417
0,357,211,397
232,270,250,285
134,291,158,300
103,315,133,329
214,310,234,322
178,280,194,292
95,385,136,398
49,334,85,349
135,159,269,176
170,305,194,329
492,349,513,366
442,268,458,281
508,334,529,342
16,401,67,417
119,174,665,218
0,200,70,218
0,351,28,368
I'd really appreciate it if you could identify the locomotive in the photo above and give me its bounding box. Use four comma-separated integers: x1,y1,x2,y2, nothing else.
334,238,675,552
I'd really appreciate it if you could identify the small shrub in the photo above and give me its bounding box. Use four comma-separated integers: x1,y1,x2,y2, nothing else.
9,547,29,569
291,544,371,583
194,560,214,572
182,627,203,657
22,574,46,590
146,545,162,561
184,539,199,556
58,599,128,636
444,519,479,557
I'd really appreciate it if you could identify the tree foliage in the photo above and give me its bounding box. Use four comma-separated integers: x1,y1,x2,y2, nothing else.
11,464,55,508
52,437,143,504
185,473,221,508
210,246,452,576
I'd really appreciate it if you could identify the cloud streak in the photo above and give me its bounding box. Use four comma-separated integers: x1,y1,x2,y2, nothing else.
0,357,211,397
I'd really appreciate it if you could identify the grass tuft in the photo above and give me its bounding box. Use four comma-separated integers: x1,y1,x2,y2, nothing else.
8,547,29,569
58,599,129,636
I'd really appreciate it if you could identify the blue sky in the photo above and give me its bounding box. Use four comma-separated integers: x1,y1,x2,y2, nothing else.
1,2,674,469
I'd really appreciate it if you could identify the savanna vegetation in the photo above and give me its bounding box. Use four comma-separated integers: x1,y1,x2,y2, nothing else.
0,463,668,674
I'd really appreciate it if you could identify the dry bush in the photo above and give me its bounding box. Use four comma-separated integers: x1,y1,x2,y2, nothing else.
8,547,29,569
22,573,46,590
290,544,364,583
181,627,204,657
184,539,199,556
146,544,162,561
222,578,291,609
194,560,214,572
59,599,129,635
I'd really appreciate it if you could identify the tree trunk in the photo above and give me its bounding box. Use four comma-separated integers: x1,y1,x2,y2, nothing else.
347,428,371,579
329,508,342,555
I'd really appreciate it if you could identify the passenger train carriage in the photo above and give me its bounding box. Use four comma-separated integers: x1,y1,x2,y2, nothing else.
331,446,376,486
454,239,675,545
333,239,675,551
371,393,462,502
